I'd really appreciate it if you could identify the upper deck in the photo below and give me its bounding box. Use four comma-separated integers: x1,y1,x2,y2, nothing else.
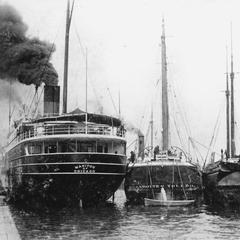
8,113,126,147
131,149,197,168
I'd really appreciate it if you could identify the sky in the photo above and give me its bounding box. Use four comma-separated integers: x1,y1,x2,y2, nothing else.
1,0,240,165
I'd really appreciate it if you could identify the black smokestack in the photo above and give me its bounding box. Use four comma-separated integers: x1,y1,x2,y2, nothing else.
0,4,58,87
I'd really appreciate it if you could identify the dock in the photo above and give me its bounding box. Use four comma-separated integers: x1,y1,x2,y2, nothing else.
0,197,21,240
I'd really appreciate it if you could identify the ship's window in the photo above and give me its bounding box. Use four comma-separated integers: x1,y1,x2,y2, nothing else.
81,143,89,152
77,141,96,152
28,144,42,154
29,145,34,154
112,141,126,155
97,145,103,153
96,142,108,153
58,141,76,152
104,145,108,153
44,142,57,153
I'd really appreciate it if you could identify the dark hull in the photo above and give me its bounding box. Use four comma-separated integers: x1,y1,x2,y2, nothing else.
203,161,240,208
124,162,202,204
7,153,126,208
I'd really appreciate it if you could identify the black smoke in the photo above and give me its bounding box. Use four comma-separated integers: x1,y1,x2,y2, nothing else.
0,4,58,87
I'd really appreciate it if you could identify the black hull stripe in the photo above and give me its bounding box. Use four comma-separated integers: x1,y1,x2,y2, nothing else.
9,152,126,162
20,172,125,175
13,162,126,168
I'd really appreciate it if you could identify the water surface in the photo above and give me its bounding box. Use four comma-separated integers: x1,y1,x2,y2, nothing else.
10,190,240,239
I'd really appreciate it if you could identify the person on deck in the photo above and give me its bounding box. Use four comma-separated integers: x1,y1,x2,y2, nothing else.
130,151,136,163
153,145,160,160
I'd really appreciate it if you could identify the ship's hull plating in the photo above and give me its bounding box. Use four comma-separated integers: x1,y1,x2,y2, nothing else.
124,162,202,204
7,153,126,208
203,161,240,208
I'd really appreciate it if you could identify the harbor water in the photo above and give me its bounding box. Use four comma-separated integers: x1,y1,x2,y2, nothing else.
7,190,240,239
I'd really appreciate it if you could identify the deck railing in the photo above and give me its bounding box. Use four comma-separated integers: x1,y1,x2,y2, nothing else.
10,124,125,145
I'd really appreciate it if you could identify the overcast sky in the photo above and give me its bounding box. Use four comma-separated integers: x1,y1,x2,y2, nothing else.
2,0,240,163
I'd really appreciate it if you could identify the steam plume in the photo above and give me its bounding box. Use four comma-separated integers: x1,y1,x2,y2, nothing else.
0,4,58,87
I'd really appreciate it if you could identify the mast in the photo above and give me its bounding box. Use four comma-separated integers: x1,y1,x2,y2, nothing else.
230,25,235,157
225,47,230,158
118,90,121,117
62,0,74,114
8,79,12,134
85,48,88,134
161,18,169,151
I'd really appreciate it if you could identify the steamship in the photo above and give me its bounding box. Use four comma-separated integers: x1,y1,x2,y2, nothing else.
202,45,240,208
2,2,127,208
124,20,202,204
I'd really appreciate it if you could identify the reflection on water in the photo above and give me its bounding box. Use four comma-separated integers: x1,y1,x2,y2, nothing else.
9,190,240,239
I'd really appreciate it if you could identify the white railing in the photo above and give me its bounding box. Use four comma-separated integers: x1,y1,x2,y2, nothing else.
155,150,182,161
10,124,125,145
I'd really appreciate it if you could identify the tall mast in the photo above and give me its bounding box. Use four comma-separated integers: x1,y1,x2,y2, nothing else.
230,25,235,157
85,48,88,133
8,79,12,134
161,18,169,151
225,47,230,158
118,90,121,117
62,0,74,114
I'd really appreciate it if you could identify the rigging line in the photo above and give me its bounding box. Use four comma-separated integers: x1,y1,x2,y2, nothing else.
74,22,102,112
11,86,33,121
234,108,240,142
235,123,240,149
168,74,202,162
169,80,202,160
74,11,119,118
107,87,118,116
73,20,86,56
126,139,137,149
27,25,62,118
170,84,191,140
32,86,44,118
212,100,225,151
25,87,34,106
138,103,148,132
176,162,187,200
189,137,221,157
169,82,190,139
189,138,205,163
170,91,203,164
144,103,154,148
168,83,190,156
147,163,155,199
171,114,186,154
137,91,152,132
188,138,204,163
203,100,224,168
69,0,75,25
212,112,223,151
172,158,174,199
144,122,151,147
138,77,161,133
26,89,38,118
90,80,103,113
168,85,185,150
171,77,192,136
204,115,221,167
